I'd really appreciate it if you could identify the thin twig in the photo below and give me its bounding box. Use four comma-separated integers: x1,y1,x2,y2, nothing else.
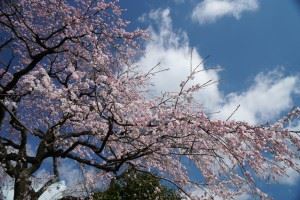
226,104,240,121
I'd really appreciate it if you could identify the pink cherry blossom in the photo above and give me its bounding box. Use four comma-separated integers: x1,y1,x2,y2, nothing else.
0,1,300,200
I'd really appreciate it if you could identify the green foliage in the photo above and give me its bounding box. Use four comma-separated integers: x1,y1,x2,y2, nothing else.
92,169,182,200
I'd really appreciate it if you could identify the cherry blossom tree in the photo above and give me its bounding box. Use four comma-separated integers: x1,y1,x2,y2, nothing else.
0,0,300,200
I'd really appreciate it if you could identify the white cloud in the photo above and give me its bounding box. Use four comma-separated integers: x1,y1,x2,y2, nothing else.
273,122,300,185
218,70,299,124
2,161,110,200
137,8,299,125
137,12,300,189
56,162,110,197
275,166,300,186
2,172,67,200
192,0,259,24
56,162,88,197
2,5,300,199
259,156,300,186
188,187,251,200
136,8,222,111
38,181,67,200
189,188,222,200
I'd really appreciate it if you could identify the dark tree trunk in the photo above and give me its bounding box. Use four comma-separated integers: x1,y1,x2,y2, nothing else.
13,172,37,200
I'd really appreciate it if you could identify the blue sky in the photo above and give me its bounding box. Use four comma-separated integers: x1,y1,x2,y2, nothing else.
4,1,299,199
119,0,300,199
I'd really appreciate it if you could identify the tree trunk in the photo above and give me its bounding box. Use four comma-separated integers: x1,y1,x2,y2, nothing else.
13,172,37,200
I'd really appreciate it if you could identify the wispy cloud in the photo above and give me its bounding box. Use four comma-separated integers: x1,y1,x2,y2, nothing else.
218,69,299,124
188,186,251,200
137,8,299,125
2,5,299,199
136,8,222,111
38,181,66,200
137,8,300,189
192,0,259,24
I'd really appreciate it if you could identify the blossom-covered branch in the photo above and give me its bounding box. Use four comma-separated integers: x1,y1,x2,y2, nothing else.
0,1,299,200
